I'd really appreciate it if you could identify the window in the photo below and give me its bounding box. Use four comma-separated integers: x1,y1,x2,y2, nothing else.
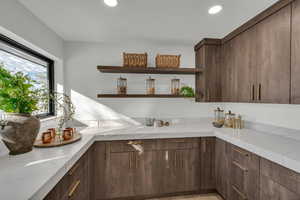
0,34,54,118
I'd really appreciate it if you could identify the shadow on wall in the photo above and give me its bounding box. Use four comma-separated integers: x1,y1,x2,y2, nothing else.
70,89,141,128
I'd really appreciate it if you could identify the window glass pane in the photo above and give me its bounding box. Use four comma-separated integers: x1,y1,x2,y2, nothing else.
0,49,49,115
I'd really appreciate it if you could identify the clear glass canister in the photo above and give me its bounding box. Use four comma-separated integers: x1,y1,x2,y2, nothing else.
117,77,127,95
225,110,236,128
214,107,225,124
146,77,155,95
171,78,180,95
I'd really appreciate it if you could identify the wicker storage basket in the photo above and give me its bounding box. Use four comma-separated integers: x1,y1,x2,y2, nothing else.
123,52,147,67
156,54,181,68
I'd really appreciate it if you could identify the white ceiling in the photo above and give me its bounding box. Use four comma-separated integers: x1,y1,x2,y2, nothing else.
18,0,279,45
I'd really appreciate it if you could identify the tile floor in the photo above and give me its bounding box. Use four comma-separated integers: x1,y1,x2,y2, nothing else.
148,194,223,200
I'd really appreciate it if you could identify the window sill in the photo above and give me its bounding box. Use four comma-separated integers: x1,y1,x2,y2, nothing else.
40,116,57,122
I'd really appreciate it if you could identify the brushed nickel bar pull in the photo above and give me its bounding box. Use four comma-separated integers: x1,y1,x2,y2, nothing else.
233,147,249,157
258,83,261,101
129,152,132,169
202,140,206,153
135,152,138,169
232,185,247,200
252,84,255,101
68,180,80,198
233,161,248,172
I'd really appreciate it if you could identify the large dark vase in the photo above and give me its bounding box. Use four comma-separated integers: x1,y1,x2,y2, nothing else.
0,113,40,155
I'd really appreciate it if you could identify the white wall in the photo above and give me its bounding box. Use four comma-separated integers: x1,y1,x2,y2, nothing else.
0,0,65,155
64,41,300,131
0,0,63,60
64,41,222,124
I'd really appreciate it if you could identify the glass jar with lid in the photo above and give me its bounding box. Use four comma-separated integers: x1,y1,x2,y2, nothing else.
146,76,155,95
171,78,180,95
214,107,225,124
117,77,127,95
224,110,236,128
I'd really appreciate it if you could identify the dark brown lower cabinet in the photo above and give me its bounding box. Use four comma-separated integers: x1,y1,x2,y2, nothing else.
260,158,300,200
94,138,203,200
44,145,93,200
200,137,215,190
230,145,260,200
215,138,231,199
216,139,300,200
44,137,300,200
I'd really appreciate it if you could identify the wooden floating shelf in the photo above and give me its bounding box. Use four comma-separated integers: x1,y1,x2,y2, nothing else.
97,66,202,75
97,94,192,98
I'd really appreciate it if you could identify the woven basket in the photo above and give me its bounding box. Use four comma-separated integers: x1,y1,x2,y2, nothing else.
156,54,181,68
123,52,147,67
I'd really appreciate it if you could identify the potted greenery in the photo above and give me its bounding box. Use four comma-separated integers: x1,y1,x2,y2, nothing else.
0,65,42,155
180,86,195,98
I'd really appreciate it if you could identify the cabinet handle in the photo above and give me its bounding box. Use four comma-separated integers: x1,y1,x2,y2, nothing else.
251,84,255,101
233,147,249,157
207,90,210,101
68,180,80,198
233,161,248,171
129,152,132,169
257,84,261,101
202,140,206,153
232,185,247,200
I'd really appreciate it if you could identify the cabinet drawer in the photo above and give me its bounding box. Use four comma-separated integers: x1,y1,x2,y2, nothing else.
231,185,247,200
157,138,200,150
44,152,88,200
260,158,300,196
61,167,89,200
231,161,247,193
232,145,250,167
110,140,157,153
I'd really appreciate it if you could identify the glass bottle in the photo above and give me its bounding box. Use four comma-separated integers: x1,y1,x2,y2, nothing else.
146,77,155,95
171,78,180,95
117,77,127,95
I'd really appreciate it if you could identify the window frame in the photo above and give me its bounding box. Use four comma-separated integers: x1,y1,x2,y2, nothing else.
0,34,55,119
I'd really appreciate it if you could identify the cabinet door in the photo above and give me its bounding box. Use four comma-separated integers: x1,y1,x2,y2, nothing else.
256,5,291,104
221,39,237,102
155,139,200,194
260,175,300,200
156,148,200,194
235,27,257,103
292,0,300,104
215,139,231,199
230,146,260,200
93,142,108,200
204,45,221,102
200,137,215,190
195,46,205,101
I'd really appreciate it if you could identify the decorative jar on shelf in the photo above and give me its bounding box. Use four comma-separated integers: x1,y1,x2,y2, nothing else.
171,78,180,95
146,77,155,95
117,77,127,95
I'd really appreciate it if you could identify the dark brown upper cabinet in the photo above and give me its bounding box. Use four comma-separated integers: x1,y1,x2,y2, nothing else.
221,38,238,102
195,39,222,102
234,27,257,103
195,1,292,104
255,5,291,104
292,0,300,104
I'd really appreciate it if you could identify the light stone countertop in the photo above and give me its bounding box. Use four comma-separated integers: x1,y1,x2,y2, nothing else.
1,118,300,200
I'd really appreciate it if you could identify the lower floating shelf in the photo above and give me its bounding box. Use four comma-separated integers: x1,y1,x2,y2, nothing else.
97,94,191,98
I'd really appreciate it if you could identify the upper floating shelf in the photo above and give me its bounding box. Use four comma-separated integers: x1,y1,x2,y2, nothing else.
97,66,202,75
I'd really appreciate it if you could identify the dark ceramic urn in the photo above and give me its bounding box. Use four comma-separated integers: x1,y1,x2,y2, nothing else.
0,113,40,155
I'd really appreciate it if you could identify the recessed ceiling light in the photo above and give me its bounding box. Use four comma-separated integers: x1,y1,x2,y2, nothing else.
104,0,118,7
208,5,223,15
